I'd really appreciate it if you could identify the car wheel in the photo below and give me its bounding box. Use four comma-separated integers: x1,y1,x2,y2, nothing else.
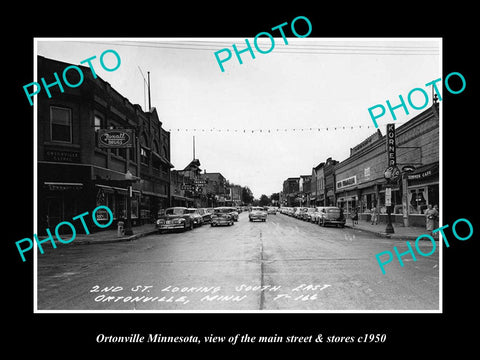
190,222,194,230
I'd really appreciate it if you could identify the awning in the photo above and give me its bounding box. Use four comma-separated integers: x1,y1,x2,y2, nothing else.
44,182,83,191
172,195,194,201
152,151,174,168
142,190,168,199
95,184,140,194
407,162,439,182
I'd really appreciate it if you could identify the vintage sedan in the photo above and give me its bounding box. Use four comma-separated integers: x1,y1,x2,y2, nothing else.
267,207,278,215
249,206,267,222
318,206,346,228
215,206,239,222
211,207,234,226
303,207,317,221
185,208,204,227
197,208,212,224
156,207,194,232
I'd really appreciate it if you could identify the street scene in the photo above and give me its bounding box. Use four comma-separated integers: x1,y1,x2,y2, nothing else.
37,209,439,311
34,38,441,312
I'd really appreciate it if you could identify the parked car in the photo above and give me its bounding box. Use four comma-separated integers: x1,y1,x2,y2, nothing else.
156,207,194,232
197,208,212,224
318,206,346,227
267,207,277,215
310,207,323,224
215,206,239,221
303,207,317,221
211,207,234,226
249,206,267,222
294,207,308,219
185,208,204,227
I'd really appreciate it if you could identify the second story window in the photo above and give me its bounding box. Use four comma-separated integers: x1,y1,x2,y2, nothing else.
94,115,102,132
51,106,72,143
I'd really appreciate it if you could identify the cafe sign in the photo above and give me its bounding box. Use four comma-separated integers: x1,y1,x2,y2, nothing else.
98,129,134,148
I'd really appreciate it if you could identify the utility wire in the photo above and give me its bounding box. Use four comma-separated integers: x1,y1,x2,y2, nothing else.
68,40,439,55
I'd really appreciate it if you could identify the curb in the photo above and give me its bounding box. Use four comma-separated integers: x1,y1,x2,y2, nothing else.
58,228,159,246
344,224,422,241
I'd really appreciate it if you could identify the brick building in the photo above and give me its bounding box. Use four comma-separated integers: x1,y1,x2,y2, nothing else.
282,177,300,206
334,103,439,226
37,56,172,232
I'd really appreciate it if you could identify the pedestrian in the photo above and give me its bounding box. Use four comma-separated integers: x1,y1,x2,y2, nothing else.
433,204,440,239
425,204,439,238
371,206,378,225
351,207,358,226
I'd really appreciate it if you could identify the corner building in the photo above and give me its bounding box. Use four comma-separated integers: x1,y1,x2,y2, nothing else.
37,56,172,233
334,104,439,227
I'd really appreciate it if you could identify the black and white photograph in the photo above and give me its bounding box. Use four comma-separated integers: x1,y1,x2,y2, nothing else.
7,6,478,355
32,37,441,312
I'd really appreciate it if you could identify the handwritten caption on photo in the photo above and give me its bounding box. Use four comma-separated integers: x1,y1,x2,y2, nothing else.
90,283,331,305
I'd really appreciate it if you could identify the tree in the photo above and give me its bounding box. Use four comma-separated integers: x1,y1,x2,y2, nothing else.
259,194,270,206
270,192,280,204
241,186,254,205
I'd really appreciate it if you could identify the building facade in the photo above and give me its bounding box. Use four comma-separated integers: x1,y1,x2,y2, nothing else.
37,56,172,232
282,177,300,206
311,162,325,206
299,175,312,206
323,157,338,206
334,104,439,226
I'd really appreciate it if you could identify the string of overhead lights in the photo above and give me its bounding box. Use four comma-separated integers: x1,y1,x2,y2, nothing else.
166,123,406,133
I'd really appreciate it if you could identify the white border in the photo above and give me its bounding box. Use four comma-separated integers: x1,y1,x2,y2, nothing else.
33,37,442,314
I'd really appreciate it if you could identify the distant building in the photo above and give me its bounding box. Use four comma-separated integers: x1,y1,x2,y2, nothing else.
200,172,229,207
282,177,300,206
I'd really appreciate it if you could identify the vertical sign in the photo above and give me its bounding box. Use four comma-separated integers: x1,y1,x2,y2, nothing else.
385,187,392,206
386,124,396,166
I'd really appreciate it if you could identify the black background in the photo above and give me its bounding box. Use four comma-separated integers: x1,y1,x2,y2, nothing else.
6,4,477,356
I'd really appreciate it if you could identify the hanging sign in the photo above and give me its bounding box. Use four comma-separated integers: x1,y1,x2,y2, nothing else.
386,123,396,166
98,129,134,148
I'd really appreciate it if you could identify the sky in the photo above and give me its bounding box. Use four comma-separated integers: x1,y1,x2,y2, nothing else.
36,38,441,199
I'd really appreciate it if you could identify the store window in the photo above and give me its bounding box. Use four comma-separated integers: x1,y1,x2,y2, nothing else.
50,106,72,143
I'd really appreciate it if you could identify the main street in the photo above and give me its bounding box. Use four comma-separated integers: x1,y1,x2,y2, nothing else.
37,212,439,311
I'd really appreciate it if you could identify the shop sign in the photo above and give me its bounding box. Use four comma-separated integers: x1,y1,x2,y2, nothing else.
98,129,134,148
386,123,396,166
385,187,392,206
45,149,80,163
407,167,436,180
336,175,357,190
95,208,110,222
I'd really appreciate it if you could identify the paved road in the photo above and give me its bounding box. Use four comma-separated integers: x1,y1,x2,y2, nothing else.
37,212,439,311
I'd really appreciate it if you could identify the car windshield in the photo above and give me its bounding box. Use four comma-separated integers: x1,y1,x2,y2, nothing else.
166,208,185,215
251,207,263,211
185,209,197,214
327,208,340,213
216,208,231,213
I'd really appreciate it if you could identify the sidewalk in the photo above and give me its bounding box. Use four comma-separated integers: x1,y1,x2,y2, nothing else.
67,223,158,245
344,219,430,241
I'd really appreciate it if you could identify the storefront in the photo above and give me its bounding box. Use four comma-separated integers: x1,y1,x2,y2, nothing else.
406,162,439,214
95,184,140,224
